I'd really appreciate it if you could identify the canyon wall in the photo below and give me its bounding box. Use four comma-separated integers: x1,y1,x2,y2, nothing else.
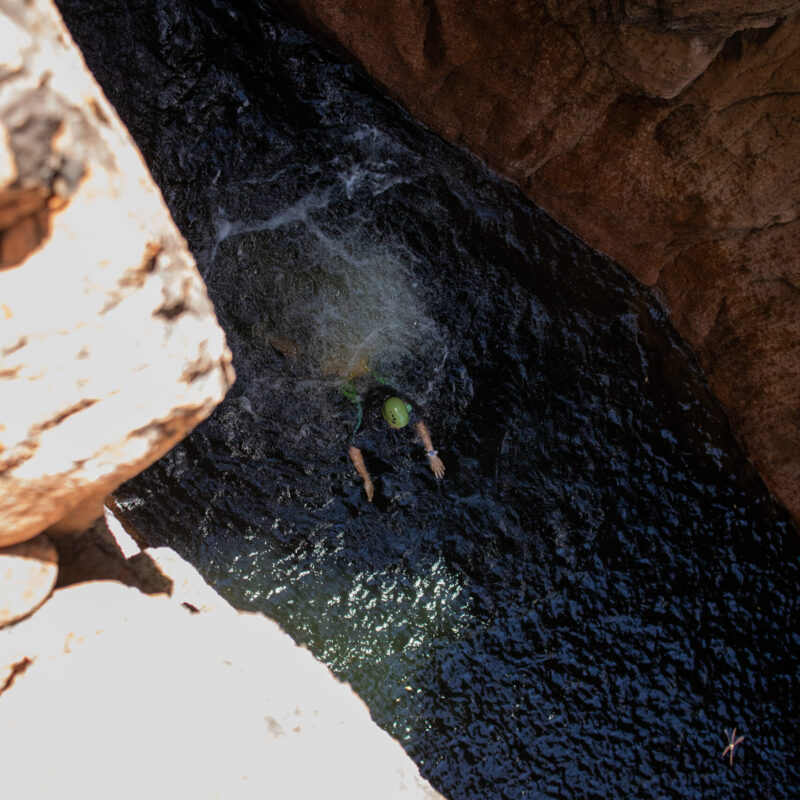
280,0,800,525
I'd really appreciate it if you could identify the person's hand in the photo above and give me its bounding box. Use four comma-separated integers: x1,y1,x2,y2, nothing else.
428,455,445,479
364,477,374,502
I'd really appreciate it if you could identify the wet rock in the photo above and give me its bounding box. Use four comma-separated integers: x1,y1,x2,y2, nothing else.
0,0,234,545
282,0,800,524
0,579,445,800
0,534,58,627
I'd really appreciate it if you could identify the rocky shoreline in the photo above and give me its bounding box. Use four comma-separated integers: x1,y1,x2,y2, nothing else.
0,510,445,799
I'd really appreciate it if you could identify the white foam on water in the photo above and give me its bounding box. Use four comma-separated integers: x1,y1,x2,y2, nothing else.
206,189,333,280
253,222,444,392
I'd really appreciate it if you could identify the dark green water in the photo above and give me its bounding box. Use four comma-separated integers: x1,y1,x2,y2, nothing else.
58,1,799,798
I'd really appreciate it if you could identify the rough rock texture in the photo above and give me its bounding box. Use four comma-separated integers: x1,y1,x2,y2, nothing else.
281,0,800,524
0,531,446,800
52,516,172,594
0,534,57,627
0,0,234,545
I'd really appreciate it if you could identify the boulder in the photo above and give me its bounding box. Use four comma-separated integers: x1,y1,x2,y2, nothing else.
0,576,445,800
281,0,800,525
0,0,234,546
0,534,58,627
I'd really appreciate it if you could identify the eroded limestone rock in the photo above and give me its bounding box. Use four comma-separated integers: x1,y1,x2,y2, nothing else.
282,0,800,524
0,533,57,627
0,0,234,545
0,574,445,800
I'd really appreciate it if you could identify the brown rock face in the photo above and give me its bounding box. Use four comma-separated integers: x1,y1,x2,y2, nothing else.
0,0,234,544
281,0,800,524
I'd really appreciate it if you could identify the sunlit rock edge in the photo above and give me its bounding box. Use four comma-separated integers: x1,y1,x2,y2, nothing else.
0,0,234,546
0,514,446,800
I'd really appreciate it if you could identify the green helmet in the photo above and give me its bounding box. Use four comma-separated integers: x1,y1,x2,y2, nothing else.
382,397,411,428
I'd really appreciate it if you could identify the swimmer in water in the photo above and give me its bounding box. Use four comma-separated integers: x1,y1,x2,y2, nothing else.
346,384,445,502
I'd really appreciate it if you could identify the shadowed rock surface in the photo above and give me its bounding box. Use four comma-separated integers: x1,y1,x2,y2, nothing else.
278,0,800,525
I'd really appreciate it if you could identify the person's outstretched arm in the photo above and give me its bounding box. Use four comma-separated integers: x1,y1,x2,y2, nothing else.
348,446,374,501
414,420,445,479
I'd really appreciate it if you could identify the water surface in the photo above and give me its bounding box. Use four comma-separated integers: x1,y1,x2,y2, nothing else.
57,1,800,798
